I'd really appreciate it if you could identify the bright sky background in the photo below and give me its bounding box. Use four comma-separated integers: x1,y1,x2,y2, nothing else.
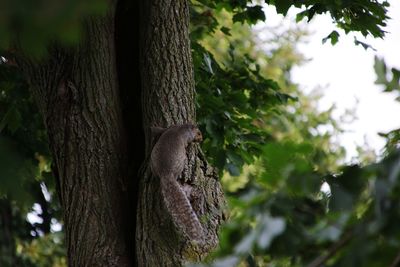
259,1,400,162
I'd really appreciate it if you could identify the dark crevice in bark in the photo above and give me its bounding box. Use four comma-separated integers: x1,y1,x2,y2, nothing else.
115,0,144,266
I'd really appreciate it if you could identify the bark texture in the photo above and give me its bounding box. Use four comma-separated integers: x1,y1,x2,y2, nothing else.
18,5,132,267
136,0,226,266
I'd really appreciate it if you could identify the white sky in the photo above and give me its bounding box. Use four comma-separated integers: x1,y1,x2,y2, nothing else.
259,1,400,161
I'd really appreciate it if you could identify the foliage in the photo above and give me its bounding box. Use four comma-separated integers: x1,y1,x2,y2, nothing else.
0,61,54,204
193,0,389,45
374,57,400,155
0,0,107,56
191,146,400,267
374,56,400,99
189,1,398,266
192,4,346,177
194,41,289,175
16,232,66,267
0,60,64,265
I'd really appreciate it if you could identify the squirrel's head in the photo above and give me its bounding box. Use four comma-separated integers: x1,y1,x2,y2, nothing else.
193,127,203,142
183,124,203,143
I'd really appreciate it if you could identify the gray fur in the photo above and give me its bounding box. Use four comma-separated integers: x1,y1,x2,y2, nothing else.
150,124,204,243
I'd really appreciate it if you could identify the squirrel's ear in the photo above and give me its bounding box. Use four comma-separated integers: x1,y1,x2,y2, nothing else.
150,126,166,137
150,126,167,147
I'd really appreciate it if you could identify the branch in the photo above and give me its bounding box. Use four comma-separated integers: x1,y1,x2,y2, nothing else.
306,230,353,267
0,49,18,67
390,250,400,267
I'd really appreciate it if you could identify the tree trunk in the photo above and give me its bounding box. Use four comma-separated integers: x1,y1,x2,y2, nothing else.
18,4,133,266
136,0,225,266
17,0,225,266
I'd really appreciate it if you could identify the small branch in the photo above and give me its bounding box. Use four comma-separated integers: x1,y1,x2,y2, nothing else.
390,250,400,267
306,231,353,267
0,48,19,67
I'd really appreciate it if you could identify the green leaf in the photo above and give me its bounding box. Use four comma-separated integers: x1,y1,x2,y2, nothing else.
328,185,354,211
0,105,22,133
374,56,387,84
388,68,400,92
274,0,293,16
233,6,265,25
322,30,340,45
220,26,231,36
0,136,37,205
354,38,376,51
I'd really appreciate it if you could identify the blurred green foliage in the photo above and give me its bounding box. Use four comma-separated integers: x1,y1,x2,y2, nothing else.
189,1,399,266
0,0,107,56
1,53,64,265
0,0,397,266
374,56,400,98
374,57,400,156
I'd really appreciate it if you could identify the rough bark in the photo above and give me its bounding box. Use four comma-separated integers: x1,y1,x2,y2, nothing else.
136,0,226,266
18,5,133,267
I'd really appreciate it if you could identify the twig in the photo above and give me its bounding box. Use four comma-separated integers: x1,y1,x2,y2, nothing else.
306,231,353,267
389,250,400,267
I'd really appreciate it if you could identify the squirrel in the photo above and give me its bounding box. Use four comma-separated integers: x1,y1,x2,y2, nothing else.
150,124,204,243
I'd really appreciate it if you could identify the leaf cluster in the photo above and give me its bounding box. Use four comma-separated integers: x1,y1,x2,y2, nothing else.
0,0,107,56
374,56,400,97
194,41,294,176
373,57,400,155
0,61,64,265
192,0,389,45
194,142,400,267
189,1,398,266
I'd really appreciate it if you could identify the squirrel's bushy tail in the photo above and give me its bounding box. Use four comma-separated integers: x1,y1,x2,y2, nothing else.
161,176,203,243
